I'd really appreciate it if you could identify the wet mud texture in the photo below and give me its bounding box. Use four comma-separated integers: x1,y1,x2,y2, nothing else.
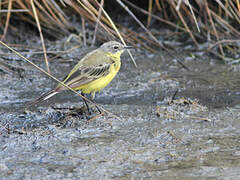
1,42,240,179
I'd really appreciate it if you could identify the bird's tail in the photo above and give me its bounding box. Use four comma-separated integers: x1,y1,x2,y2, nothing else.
26,89,59,108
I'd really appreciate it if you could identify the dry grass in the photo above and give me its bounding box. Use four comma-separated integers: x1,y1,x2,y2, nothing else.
0,0,240,60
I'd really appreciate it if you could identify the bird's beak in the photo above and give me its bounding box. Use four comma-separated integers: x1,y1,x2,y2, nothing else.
124,46,134,49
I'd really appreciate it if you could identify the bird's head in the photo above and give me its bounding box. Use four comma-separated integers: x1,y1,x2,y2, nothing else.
100,41,132,58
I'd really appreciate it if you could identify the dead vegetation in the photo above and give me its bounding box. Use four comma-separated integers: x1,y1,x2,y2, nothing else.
0,0,240,60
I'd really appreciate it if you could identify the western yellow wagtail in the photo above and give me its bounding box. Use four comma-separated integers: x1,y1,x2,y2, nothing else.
28,41,132,110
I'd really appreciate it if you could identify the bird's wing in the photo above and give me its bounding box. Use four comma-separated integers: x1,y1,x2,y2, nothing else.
64,63,112,89
56,50,114,91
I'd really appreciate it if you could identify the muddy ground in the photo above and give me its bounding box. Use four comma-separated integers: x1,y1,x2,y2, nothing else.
0,34,240,179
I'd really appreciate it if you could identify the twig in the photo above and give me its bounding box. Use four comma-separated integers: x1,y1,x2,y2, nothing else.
91,0,104,46
117,0,161,46
0,9,29,13
1,0,12,41
188,115,211,122
215,0,233,18
81,17,86,46
211,10,240,36
147,0,153,27
48,45,81,61
75,0,115,42
205,0,224,57
172,0,199,47
181,0,201,32
123,0,187,32
207,39,240,51
88,112,104,122
31,0,50,73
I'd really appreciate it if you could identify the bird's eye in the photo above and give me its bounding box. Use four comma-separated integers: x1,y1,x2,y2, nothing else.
113,45,119,50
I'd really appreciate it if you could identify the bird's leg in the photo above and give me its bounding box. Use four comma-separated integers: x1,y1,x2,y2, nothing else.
81,92,102,115
91,92,102,114
95,103,102,114
81,92,90,114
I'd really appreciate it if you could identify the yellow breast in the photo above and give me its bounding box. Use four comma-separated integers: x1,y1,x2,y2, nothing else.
77,62,121,94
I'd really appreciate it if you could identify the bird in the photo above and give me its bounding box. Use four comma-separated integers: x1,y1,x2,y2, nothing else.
27,41,132,111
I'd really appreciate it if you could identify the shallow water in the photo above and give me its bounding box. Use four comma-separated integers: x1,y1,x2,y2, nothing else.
0,40,240,179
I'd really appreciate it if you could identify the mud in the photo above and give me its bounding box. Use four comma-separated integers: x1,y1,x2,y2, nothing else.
0,36,240,179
